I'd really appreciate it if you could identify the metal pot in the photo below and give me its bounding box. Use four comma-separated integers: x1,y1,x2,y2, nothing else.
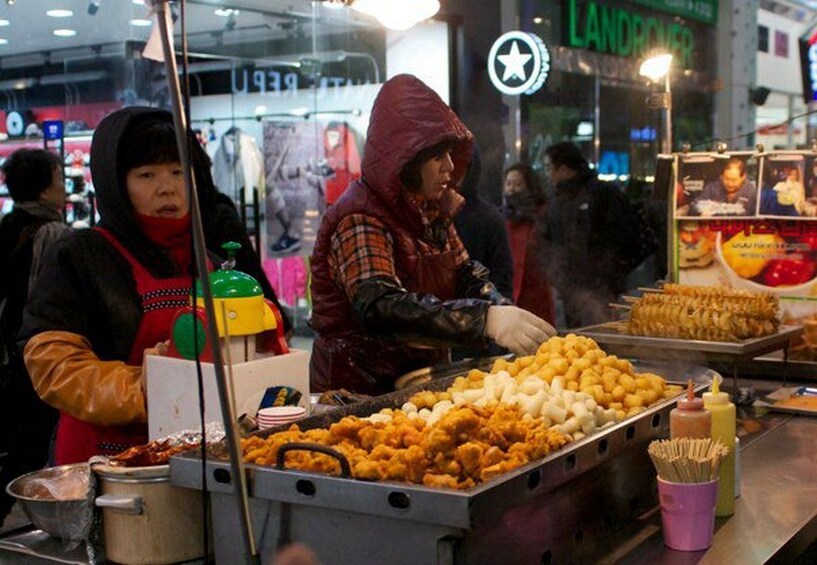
5,463,92,541
93,464,206,564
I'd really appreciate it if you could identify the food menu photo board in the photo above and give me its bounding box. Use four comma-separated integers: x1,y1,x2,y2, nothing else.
675,152,759,218
672,150,817,360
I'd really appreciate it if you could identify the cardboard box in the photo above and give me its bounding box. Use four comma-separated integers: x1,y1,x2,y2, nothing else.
146,349,310,440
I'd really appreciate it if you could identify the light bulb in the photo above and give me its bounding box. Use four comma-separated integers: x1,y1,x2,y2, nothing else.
353,0,439,31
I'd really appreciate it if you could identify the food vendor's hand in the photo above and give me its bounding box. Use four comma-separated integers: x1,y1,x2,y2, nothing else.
484,305,556,356
144,340,170,358
272,542,319,565
439,185,465,219
139,341,170,399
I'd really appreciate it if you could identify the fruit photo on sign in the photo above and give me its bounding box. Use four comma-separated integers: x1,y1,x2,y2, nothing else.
716,223,817,293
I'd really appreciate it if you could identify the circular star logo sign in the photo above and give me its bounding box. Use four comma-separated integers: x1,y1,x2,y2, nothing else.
488,31,550,96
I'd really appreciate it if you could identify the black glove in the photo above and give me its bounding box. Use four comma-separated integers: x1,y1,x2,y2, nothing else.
352,277,490,348
456,260,512,305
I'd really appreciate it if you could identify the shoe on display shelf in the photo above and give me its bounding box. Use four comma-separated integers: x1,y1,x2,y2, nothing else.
271,233,301,255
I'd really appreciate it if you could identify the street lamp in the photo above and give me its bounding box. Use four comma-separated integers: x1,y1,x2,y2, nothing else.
639,53,673,154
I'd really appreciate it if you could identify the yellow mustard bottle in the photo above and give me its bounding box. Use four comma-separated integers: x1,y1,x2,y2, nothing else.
703,375,736,517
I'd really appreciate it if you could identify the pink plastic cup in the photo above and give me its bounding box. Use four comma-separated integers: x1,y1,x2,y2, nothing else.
657,477,719,551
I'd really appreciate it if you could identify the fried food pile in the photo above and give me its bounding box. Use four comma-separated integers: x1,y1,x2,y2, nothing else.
242,335,682,490
110,425,225,467
242,403,567,490
111,440,198,467
626,284,779,342
404,334,681,437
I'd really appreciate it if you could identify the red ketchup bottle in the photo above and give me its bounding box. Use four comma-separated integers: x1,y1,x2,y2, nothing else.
669,379,711,439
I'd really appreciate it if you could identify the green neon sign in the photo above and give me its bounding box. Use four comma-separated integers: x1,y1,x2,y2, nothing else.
567,0,695,68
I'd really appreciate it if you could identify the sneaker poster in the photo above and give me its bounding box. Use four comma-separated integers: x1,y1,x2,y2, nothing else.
262,120,361,259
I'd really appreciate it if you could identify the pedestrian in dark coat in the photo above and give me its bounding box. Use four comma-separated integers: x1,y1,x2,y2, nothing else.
543,142,647,328
454,145,513,298
452,145,513,361
0,149,71,524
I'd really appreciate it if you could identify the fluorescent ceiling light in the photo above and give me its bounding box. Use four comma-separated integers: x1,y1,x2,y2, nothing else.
0,19,10,26
214,8,239,17
130,18,152,26
132,0,145,4
53,29,77,37
11,78,36,90
40,70,108,85
0,38,7,45
46,9,73,18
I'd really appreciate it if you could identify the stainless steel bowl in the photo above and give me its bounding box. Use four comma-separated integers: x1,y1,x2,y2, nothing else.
5,463,93,541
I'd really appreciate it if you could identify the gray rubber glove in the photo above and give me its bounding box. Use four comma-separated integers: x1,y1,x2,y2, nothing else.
484,305,557,356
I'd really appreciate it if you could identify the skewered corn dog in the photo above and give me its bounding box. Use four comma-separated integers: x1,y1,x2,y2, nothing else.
626,284,779,342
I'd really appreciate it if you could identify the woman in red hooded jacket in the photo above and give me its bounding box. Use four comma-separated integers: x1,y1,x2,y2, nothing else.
309,74,555,394
503,163,555,324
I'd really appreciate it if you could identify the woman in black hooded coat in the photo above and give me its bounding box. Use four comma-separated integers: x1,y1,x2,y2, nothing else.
453,145,513,299
20,107,289,464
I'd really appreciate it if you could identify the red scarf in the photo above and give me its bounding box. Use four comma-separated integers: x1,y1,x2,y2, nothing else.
135,212,192,273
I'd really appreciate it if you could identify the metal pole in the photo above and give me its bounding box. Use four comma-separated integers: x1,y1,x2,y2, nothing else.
663,72,673,155
593,75,600,167
152,3,259,563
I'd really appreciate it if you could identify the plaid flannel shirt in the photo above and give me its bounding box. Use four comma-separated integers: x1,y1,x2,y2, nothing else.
329,207,469,300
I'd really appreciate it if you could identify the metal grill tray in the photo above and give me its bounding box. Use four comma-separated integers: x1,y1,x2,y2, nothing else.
171,361,713,530
573,323,803,363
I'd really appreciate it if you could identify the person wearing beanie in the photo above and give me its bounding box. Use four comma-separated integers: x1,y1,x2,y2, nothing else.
19,107,288,464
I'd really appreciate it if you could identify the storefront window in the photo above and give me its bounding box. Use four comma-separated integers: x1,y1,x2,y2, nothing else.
516,0,715,181
0,1,452,334
164,3,383,332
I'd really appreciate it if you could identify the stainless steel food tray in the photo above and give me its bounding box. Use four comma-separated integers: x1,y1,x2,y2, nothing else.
171,362,714,564
573,323,803,364
761,386,817,416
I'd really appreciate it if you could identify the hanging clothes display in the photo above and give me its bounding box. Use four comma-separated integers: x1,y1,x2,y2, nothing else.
262,256,309,308
323,121,362,206
212,128,265,206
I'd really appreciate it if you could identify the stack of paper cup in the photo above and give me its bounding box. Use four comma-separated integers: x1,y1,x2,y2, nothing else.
257,406,307,430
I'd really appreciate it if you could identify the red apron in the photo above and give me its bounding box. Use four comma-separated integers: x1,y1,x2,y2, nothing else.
54,227,193,464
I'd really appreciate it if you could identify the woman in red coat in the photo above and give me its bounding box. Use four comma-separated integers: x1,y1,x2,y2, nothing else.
503,163,555,324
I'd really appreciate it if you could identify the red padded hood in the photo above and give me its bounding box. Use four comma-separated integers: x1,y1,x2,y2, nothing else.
361,74,473,232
